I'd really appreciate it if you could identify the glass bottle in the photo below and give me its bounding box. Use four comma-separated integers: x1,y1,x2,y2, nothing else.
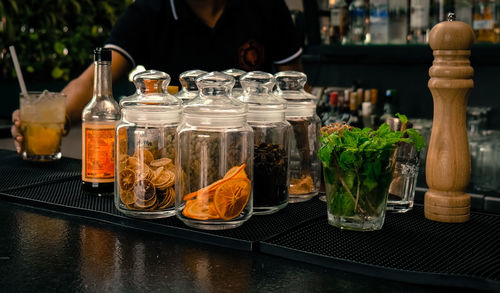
370,0,390,44
388,0,409,44
176,72,254,230
329,0,349,44
473,0,500,43
222,68,246,98
238,71,291,215
348,91,362,127
408,0,431,43
81,48,120,195
381,89,397,122
456,0,473,25
347,0,370,44
175,69,208,103
274,71,321,203
115,70,182,218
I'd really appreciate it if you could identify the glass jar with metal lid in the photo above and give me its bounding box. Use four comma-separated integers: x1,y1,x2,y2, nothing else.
176,71,254,230
274,71,321,203
175,69,207,103
115,70,182,218
238,71,291,215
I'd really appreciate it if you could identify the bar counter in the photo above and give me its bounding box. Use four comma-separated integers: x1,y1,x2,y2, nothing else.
0,127,497,292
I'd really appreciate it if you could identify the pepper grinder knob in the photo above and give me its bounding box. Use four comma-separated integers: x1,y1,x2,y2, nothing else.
425,15,475,223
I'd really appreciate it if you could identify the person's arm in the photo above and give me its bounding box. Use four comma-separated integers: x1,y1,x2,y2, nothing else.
11,51,130,154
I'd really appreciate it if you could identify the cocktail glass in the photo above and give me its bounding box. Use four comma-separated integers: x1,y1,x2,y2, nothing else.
20,91,66,161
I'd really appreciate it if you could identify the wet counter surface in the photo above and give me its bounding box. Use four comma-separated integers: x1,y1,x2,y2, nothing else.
0,200,454,293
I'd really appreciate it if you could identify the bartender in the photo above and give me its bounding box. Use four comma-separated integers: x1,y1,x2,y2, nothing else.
11,0,304,153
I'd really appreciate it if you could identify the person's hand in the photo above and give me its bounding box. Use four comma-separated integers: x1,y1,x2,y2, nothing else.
11,109,23,154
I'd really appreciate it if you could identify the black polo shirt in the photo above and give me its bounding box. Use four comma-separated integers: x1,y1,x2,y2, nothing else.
105,0,302,85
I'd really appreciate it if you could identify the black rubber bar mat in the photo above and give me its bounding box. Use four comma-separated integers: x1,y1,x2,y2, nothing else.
0,177,325,251
0,150,80,192
260,205,500,291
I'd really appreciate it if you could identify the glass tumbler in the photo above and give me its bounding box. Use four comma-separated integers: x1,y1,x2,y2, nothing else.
20,91,66,162
470,130,500,192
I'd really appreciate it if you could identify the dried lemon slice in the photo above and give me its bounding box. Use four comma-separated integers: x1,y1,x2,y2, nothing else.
135,164,153,181
134,149,154,165
134,179,156,202
119,169,136,191
150,158,172,168
154,170,175,190
120,190,135,205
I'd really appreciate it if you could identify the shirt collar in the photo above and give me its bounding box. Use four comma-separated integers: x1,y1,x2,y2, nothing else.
170,0,238,22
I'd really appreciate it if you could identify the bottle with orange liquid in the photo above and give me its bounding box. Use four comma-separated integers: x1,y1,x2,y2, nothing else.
81,48,121,196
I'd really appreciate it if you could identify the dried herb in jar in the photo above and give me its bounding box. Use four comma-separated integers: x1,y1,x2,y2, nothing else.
253,143,288,207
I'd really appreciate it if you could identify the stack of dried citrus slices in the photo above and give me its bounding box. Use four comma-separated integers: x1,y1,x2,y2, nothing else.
182,164,251,220
118,149,176,211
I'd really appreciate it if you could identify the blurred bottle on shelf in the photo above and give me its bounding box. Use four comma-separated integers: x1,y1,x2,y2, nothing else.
380,89,397,122
370,88,381,127
361,89,373,128
346,0,370,44
347,92,362,127
329,0,350,44
408,0,431,43
455,0,473,25
341,89,352,122
473,0,500,43
434,0,456,24
388,0,409,44
370,0,390,43
324,92,342,125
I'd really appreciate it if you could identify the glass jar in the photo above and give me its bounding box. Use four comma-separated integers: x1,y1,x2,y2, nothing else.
238,71,291,215
115,70,182,219
175,69,208,103
223,68,246,98
176,71,254,230
274,71,321,203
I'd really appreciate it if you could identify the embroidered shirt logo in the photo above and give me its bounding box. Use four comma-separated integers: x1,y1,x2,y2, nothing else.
238,40,264,71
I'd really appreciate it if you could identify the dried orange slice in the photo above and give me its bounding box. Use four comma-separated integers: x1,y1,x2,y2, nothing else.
150,158,172,168
182,200,220,220
134,149,154,165
127,156,140,169
183,164,247,201
120,190,135,205
214,178,251,220
154,170,175,189
119,169,136,191
134,179,156,202
135,164,153,181
223,164,248,179
158,187,175,209
119,154,130,170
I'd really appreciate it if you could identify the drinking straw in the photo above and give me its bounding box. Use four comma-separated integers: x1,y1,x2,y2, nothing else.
9,46,29,97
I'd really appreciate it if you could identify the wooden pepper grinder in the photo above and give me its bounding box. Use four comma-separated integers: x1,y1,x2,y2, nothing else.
425,13,475,223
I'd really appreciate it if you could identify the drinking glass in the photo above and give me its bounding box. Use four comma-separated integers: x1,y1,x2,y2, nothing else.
20,91,66,162
386,142,420,212
470,130,500,192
